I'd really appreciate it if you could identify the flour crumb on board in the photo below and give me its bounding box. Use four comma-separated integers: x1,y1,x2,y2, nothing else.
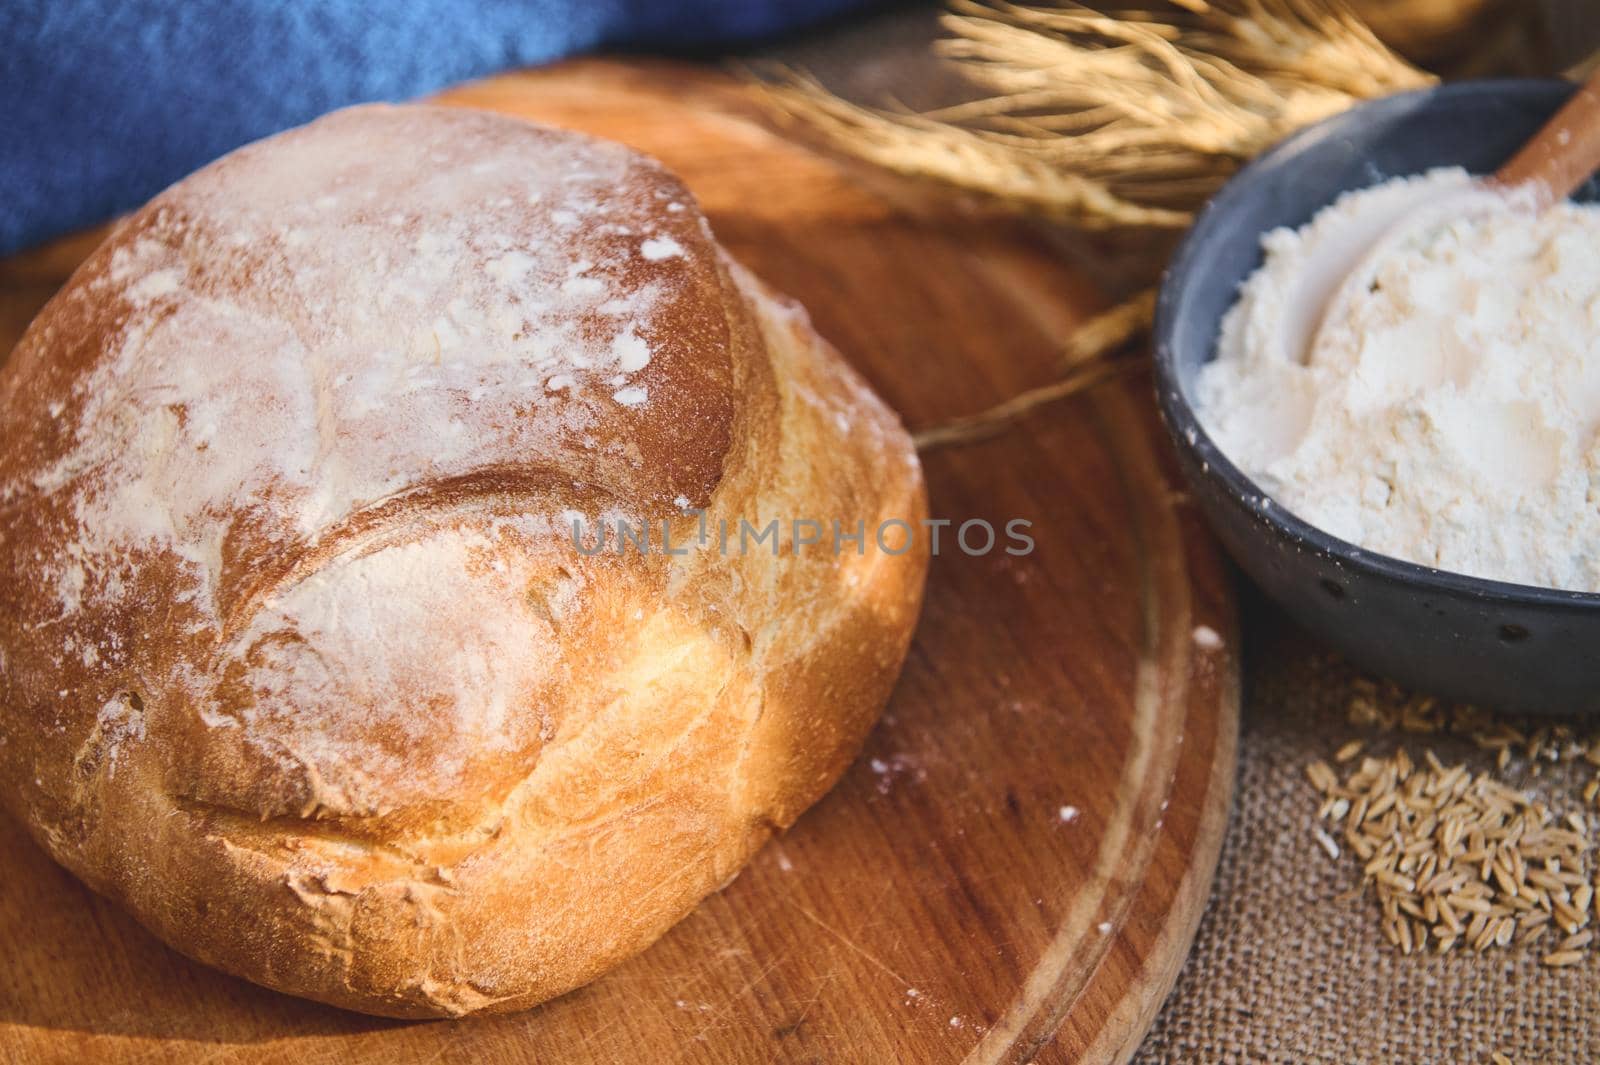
1191,624,1223,651
1058,805,1080,824
1097,921,1113,935
867,752,924,794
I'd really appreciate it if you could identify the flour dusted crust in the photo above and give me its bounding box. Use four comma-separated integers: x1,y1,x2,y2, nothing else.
0,105,927,1017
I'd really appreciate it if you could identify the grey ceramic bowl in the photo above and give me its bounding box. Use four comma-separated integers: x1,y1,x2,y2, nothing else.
1153,80,1600,715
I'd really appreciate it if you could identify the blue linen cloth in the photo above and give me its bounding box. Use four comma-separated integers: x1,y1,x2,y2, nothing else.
0,0,869,255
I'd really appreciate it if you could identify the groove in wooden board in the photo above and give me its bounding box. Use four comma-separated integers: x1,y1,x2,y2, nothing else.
0,59,1238,1064
950,247,1174,1062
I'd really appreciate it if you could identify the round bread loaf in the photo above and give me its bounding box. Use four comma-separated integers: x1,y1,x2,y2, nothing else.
0,105,927,1017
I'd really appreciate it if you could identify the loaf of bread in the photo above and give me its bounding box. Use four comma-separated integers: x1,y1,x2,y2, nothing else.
0,105,927,1017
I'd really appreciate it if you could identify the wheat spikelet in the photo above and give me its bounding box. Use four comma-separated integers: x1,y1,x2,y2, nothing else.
752,0,1435,230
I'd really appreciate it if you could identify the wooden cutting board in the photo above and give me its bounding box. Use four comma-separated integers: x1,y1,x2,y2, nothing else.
0,59,1237,1065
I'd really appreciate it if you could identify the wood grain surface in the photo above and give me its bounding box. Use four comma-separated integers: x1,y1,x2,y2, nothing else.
0,59,1238,1065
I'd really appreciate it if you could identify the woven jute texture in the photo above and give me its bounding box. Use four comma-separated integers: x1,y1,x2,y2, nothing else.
1132,603,1599,1065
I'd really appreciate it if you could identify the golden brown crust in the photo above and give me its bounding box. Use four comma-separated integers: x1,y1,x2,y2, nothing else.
0,105,926,1017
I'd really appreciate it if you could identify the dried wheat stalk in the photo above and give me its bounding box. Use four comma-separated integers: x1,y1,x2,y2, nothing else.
910,288,1153,450
754,0,1435,230
757,1,1434,447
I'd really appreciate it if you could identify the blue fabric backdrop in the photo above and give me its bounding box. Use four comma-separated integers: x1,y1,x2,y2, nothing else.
0,1,870,255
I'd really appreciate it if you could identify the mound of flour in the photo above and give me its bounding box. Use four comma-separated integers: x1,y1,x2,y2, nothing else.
1196,168,1600,593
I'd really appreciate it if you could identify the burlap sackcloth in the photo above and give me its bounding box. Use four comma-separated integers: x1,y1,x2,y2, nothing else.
1131,598,1599,1065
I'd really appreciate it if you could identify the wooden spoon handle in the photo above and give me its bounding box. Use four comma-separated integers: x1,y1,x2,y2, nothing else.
1491,69,1600,207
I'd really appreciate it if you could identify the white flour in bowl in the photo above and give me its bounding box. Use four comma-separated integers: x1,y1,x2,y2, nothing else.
1196,167,1600,593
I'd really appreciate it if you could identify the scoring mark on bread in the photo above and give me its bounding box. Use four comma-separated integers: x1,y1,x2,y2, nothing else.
71,689,147,783
525,563,583,631
211,463,613,643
